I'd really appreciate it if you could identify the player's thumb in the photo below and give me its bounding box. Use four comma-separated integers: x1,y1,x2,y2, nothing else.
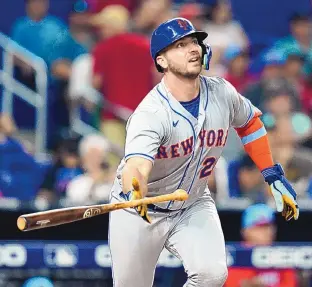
270,183,284,212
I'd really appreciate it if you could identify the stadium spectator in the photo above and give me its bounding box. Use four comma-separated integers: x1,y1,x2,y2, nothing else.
220,46,254,163
91,4,154,166
284,53,305,85
244,51,301,114
68,53,102,130
227,155,268,202
263,113,312,198
203,0,249,76
283,53,312,117
0,114,43,201
36,137,83,205
132,0,175,35
223,46,255,93
241,204,276,246
69,1,95,51
177,3,207,31
225,204,297,287
10,0,87,146
11,0,86,81
270,13,312,76
66,134,115,205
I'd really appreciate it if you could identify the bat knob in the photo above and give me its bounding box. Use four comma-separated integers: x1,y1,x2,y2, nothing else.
17,217,27,231
174,189,189,201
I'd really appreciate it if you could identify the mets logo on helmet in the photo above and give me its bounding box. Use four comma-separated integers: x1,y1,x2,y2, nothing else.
177,19,189,30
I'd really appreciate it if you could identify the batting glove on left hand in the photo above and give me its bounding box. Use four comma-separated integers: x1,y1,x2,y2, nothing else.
261,163,299,221
119,177,151,224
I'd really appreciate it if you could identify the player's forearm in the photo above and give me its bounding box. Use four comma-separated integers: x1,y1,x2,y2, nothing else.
235,117,274,171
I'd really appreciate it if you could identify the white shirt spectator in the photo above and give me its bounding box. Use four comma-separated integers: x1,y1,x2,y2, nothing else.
66,174,112,205
68,53,101,103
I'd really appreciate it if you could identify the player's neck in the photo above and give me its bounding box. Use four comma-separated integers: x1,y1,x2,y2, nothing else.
163,74,200,102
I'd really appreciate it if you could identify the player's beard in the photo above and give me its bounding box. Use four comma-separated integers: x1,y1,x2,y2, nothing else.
168,60,202,79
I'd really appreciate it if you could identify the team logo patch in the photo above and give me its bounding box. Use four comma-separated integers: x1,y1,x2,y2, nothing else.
177,19,189,30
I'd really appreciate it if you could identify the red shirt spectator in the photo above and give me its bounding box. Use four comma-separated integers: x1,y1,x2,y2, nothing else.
223,46,256,93
225,72,256,94
92,32,154,119
225,267,297,287
300,81,312,116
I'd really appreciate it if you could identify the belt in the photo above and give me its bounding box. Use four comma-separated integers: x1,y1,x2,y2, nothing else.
147,204,176,213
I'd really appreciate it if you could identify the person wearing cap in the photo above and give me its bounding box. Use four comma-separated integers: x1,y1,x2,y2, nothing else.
271,13,312,76
91,4,154,167
241,203,276,246
225,204,297,287
244,50,301,114
223,45,255,93
107,16,299,287
22,276,54,287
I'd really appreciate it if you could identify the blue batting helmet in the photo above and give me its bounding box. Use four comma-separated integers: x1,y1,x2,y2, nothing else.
150,17,212,72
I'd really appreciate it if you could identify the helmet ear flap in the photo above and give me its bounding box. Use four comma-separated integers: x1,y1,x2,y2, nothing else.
200,43,212,70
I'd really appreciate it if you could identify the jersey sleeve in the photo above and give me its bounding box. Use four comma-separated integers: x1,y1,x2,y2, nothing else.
124,109,166,164
225,79,261,128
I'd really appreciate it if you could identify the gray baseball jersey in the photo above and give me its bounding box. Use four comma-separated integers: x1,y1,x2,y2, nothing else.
111,75,259,209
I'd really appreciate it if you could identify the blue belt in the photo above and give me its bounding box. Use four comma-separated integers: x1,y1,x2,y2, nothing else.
147,204,175,213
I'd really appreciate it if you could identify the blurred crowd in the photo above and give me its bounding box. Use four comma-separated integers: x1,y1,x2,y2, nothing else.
1,0,312,210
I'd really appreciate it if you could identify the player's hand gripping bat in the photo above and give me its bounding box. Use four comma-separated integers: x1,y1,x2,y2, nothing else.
17,184,188,232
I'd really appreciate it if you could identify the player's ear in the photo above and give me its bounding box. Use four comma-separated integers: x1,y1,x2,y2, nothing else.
156,55,168,70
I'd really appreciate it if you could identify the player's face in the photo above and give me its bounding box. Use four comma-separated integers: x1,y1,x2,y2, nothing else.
160,36,203,79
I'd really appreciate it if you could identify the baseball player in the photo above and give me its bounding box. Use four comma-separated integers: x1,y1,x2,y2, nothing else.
108,18,299,287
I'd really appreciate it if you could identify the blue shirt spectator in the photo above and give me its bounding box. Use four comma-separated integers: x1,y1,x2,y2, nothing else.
11,16,85,68
0,137,44,201
227,155,267,202
270,13,312,76
10,0,86,79
37,137,83,203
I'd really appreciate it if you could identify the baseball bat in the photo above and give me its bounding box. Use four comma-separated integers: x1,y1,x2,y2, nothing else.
17,189,188,232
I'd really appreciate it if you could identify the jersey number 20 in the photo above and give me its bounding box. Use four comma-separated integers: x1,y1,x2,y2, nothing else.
199,157,216,179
